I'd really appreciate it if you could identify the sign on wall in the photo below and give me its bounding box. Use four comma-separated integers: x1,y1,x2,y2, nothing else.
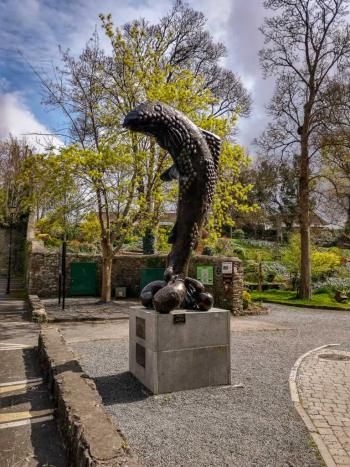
222,261,233,275
196,265,214,285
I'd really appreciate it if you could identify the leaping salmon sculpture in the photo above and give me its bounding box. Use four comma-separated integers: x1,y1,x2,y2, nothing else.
123,102,221,313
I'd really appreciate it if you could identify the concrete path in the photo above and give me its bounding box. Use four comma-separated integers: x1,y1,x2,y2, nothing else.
295,344,350,466
0,296,66,466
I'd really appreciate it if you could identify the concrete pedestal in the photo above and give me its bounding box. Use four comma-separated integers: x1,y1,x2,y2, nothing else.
129,307,231,394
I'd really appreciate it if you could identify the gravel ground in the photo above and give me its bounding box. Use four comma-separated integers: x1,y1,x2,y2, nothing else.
43,298,138,321
70,304,350,467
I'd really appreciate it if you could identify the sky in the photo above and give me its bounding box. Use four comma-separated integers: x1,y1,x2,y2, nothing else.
0,0,273,151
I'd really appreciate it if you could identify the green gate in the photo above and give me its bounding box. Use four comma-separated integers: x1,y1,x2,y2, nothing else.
70,262,97,296
140,268,165,290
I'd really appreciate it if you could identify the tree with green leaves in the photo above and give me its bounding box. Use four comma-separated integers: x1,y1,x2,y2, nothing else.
36,1,253,302
259,0,350,299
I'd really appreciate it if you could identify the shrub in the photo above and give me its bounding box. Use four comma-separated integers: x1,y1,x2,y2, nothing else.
231,245,245,259
314,277,350,294
262,261,288,282
282,233,342,281
232,229,245,239
241,239,276,249
203,246,213,256
312,250,341,280
242,290,251,309
156,226,171,253
314,286,331,295
68,240,81,252
78,213,101,243
121,239,142,252
45,237,61,249
244,260,258,281
215,238,232,255
244,260,257,272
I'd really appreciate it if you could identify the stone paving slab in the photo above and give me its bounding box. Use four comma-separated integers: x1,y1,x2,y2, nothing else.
296,345,350,466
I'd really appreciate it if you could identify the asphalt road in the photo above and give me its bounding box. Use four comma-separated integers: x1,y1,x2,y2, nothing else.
69,304,350,467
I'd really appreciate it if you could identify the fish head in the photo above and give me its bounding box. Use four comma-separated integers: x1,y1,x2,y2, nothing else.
123,101,171,137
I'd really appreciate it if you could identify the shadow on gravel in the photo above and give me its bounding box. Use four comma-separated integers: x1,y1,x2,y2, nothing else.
94,371,151,405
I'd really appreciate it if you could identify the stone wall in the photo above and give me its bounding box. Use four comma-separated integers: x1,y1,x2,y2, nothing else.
27,248,102,298
27,247,243,314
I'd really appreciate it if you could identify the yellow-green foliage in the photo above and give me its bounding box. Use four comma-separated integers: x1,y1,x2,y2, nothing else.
100,14,256,241
156,226,171,253
282,233,341,279
79,213,101,243
22,14,256,255
281,233,301,276
242,290,252,309
312,249,341,278
36,214,65,239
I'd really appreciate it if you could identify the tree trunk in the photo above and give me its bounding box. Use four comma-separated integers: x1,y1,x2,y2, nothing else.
344,193,350,234
101,239,113,302
298,134,311,300
275,215,283,243
257,260,263,292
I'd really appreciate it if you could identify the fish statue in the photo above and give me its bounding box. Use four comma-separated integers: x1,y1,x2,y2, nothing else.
123,102,221,313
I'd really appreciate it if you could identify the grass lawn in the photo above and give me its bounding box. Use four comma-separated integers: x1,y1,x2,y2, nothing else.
251,289,350,310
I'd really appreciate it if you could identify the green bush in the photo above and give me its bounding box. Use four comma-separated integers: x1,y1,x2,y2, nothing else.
282,233,342,282
312,250,341,280
215,238,232,255
231,245,246,259
262,261,288,282
314,286,331,295
242,290,251,309
203,246,214,256
232,229,245,239
78,213,101,243
156,226,171,253
45,237,61,249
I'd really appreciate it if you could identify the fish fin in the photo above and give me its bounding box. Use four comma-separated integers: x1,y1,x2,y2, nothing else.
200,129,221,171
160,164,179,182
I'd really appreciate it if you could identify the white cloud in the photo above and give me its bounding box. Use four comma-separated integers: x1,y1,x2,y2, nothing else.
0,92,62,149
0,0,273,152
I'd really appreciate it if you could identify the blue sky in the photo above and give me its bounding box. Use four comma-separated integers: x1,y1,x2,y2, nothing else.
0,0,272,150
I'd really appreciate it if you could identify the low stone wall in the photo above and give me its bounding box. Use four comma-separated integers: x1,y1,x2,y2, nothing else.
28,294,47,323
27,247,243,314
38,327,137,466
27,249,102,298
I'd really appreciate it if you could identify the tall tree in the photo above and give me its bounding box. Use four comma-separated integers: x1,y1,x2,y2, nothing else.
37,1,251,302
319,75,350,234
0,136,32,224
259,0,350,298
242,156,298,240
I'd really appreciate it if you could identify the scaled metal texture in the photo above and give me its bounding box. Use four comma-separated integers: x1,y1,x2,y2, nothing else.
123,102,221,313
